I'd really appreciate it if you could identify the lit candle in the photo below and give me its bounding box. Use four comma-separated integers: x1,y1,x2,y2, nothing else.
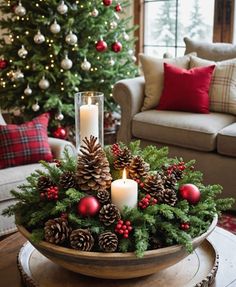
111,169,138,212
80,96,98,145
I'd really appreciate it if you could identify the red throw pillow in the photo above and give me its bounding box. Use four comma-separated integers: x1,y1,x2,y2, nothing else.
0,113,53,169
157,63,215,113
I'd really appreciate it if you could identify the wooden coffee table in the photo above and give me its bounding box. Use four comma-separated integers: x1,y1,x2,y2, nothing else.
0,227,236,287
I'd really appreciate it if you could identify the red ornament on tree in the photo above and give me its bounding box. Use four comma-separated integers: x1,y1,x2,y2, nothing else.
95,39,108,52
77,196,101,217
180,222,190,231
111,41,122,53
103,0,112,6
0,59,8,70
179,183,201,205
53,126,67,140
115,3,122,12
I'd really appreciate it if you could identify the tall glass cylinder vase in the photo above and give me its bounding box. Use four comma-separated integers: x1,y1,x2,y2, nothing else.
75,91,104,152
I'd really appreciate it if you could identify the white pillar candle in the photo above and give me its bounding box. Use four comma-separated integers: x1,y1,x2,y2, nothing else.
80,96,98,145
111,169,138,212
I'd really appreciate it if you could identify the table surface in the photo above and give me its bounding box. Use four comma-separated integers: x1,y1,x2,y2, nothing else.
0,227,236,287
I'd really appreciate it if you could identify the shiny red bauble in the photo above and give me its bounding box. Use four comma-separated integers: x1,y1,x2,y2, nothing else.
95,39,108,52
111,41,122,53
103,0,112,6
115,3,122,12
53,126,67,140
0,59,8,69
77,196,100,217
179,183,201,205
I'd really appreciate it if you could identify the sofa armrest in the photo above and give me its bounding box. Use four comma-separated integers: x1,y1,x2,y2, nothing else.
48,137,77,159
113,76,145,143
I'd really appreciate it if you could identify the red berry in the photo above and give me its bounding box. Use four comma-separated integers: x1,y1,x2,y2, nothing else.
116,224,122,229
124,229,129,234
140,182,144,188
127,226,132,231
122,225,127,230
118,220,123,225
145,194,151,199
136,179,140,184
125,221,131,226
123,234,129,238
119,229,124,234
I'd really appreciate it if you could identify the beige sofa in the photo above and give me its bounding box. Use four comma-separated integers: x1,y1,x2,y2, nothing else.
113,38,236,208
0,112,77,236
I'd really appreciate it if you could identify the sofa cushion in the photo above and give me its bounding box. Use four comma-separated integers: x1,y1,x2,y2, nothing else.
217,123,236,157
157,63,215,113
139,53,195,111
184,37,236,61
0,163,41,202
0,113,53,169
190,56,236,115
132,110,235,151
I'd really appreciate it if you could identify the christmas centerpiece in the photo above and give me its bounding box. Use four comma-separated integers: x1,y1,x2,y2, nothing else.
3,136,234,279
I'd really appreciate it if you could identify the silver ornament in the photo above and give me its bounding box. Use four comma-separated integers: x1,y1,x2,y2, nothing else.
128,49,134,55
91,8,99,17
81,58,91,71
109,58,115,66
57,1,68,15
13,69,24,81
65,31,77,45
55,113,64,121
50,20,61,34
132,55,137,62
13,109,21,116
24,84,32,95
61,55,73,70
38,76,50,90
18,45,28,58
34,30,45,44
15,1,26,17
123,32,129,41
32,103,40,112
110,21,118,30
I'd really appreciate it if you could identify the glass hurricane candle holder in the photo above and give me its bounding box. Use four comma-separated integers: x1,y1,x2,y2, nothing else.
75,91,104,152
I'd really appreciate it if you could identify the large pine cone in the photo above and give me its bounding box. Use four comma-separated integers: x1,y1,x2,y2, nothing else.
158,189,178,206
76,136,112,192
44,218,71,245
98,231,118,252
97,190,111,205
70,229,94,251
143,174,165,198
128,156,150,179
162,174,177,189
59,171,76,190
37,175,53,191
113,147,132,170
99,203,121,226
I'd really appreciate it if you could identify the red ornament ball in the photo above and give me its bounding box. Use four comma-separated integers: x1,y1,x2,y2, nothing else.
53,126,67,140
0,59,8,70
180,222,190,231
115,3,122,12
77,196,100,217
103,0,112,6
95,39,108,52
179,183,201,205
111,41,122,53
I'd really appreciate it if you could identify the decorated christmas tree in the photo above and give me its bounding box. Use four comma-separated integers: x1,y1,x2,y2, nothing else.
0,0,137,136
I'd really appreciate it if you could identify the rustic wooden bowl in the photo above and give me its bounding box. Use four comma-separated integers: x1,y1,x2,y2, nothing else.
17,216,217,279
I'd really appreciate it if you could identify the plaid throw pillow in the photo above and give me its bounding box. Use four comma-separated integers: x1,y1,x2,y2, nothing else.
0,113,53,169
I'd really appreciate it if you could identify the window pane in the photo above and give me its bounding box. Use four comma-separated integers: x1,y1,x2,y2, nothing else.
143,0,215,57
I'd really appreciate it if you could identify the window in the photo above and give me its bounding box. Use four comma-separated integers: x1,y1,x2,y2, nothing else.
134,0,235,58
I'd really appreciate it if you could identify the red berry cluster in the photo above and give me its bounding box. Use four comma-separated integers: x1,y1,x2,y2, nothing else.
138,194,158,209
180,222,190,231
40,186,59,201
166,161,186,175
135,178,144,188
115,220,132,238
111,143,121,156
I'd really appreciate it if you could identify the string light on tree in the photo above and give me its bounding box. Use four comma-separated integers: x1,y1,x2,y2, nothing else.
24,84,32,95
18,45,28,58
38,76,50,90
81,58,91,71
57,1,68,15
34,30,45,44
50,19,61,34
110,21,117,29
65,31,78,45
14,1,26,16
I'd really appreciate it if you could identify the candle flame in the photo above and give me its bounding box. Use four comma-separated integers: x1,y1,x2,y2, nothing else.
88,96,92,105
122,168,127,181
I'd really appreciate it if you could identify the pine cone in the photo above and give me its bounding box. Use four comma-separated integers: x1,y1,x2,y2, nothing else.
128,156,150,179
97,190,111,204
98,231,118,252
162,174,177,189
99,203,121,226
172,169,184,180
37,175,53,191
114,147,132,170
70,229,94,251
143,174,165,198
158,188,178,206
44,218,71,245
59,171,76,190
76,136,112,192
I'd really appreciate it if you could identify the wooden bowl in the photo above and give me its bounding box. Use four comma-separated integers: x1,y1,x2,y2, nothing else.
17,216,217,279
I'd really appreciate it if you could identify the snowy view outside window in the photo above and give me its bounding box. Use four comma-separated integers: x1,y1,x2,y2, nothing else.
144,0,215,57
